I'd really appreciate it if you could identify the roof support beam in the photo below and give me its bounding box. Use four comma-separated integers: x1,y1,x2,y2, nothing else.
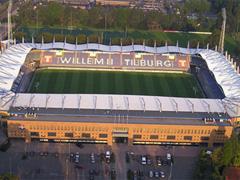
108,96,113,110
29,94,35,108
62,95,65,110
154,97,162,112
202,100,210,113
45,95,50,109
78,96,81,110
93,96,97,110
139,97,145,112
124,96,129,111
186,99,194,113
171,98,178,112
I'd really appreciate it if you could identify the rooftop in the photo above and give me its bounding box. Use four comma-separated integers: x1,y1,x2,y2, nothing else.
9,108,230,126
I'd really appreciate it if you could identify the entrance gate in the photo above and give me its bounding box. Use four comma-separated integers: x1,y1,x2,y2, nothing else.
112,128,128,144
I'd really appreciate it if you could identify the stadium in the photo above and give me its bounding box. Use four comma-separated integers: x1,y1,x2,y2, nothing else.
0,40,239,146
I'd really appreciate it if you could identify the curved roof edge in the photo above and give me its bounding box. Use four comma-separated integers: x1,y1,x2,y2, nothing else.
0,42,239,117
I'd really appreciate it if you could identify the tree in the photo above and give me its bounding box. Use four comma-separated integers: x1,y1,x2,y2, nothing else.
55,34,65,42
88,6,104,28
184,0,210,16
111,38,120,45
208,30,220,48
88,34,99,43
38,2,64,26
0,173,19,180
112,8,130,30
13,32,26,42
66,35,75,44
42,32,53,43
145,11,161,30
77,34,87,44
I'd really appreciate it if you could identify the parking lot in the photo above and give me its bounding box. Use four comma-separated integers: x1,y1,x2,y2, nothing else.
0,140,200,180
125,152,171,179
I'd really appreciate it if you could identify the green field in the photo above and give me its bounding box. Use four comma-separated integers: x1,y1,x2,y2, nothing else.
28,69,204,98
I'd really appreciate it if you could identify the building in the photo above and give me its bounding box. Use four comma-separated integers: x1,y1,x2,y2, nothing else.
7,115,233,146
96,0,131,7
46,0,94,9
1,42,240,146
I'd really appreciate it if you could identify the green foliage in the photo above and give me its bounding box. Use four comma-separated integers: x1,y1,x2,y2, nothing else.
14,2,213,32
88,34,99,43
184,0,210,15
42,32,53,43
222,139,233,166
0,173,19,180
13,1,240,55
55,34,65,42
111,38,120,45
66,35,75,44
194,135,240,180
77,34,87,44
127,169,133,180
13,32,26,42
38,2,64,26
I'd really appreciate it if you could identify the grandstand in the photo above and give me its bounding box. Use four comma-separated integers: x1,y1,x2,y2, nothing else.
0,41,239,145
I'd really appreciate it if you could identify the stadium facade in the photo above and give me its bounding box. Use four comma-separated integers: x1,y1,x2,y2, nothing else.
0,41,240,146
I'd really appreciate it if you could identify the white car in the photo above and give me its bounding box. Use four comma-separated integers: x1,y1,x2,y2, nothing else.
141,156,147,165
167,153,171,160
90,153,95,163
75,152,80,163
105,151,111,163
106,151,111,159
206,150,212,155
160,171,165,178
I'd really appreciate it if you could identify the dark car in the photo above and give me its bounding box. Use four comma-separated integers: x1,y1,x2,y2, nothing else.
76,142,84,148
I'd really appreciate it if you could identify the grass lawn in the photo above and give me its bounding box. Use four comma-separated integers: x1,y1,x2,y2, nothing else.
28,69,204,98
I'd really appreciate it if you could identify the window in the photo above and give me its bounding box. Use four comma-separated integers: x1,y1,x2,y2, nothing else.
167,135,175,140
150,135,158,139
65,132,73,137
201,136,209,141
48,132,56,136
133,134,142,139
82,133,90,138
30,132,39,137
184,136,192,140
99,134,108,138
215,130,225,135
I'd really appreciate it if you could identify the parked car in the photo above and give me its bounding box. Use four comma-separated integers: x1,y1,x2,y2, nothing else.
105,151,111,163
70,153,74,161
167,153,171,160
149,170,154,178
75,152,80,163
147,158,152,165
141,156,147,165
160,171,165,178
154,171,159,178
156,158,162,166
90,153,95,163
105,151,111,158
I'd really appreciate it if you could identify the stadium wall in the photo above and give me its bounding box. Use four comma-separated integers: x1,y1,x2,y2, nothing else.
7,119,233,146
26,50,190,72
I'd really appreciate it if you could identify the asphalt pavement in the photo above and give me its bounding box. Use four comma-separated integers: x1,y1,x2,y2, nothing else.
0,139,200,180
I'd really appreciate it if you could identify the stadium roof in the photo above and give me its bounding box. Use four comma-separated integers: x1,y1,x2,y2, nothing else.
0,42,240,117
10,93,226,114
0,44,32,93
